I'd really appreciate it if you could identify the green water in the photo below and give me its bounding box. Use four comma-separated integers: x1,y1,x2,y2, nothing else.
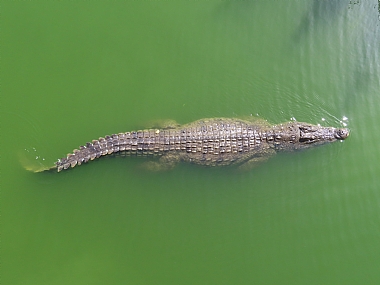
2,1,380,284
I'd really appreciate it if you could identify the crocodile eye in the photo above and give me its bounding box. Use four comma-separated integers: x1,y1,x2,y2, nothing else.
299,125,317,132
299,137,316,143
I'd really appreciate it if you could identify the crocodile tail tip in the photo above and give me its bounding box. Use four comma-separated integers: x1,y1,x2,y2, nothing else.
18,151,57,173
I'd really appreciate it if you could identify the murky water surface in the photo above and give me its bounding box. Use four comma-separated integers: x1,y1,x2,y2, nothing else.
2,1,380,284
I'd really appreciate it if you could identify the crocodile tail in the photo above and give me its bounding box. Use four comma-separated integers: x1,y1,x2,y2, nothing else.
19,150,56,173
56,133,125,172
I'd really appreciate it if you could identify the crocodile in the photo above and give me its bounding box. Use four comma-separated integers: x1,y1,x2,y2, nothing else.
33,117,349,172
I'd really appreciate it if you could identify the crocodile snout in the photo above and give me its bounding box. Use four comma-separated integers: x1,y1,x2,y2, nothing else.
335,128,349,140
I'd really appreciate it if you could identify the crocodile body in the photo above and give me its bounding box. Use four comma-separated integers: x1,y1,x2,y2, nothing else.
48,117,349,172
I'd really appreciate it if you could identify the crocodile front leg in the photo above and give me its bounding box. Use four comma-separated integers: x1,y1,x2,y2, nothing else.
237,149,276,171
143,119,181,130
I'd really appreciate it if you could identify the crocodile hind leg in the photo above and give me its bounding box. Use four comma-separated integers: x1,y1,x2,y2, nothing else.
139,153,181,171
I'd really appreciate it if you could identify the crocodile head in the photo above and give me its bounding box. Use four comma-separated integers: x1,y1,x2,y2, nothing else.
297,122,349,148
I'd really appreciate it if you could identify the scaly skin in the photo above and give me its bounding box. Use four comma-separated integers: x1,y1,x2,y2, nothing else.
38,117,349,172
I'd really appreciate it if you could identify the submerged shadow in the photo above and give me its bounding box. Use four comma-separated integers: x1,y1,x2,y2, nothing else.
293,0,349,43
